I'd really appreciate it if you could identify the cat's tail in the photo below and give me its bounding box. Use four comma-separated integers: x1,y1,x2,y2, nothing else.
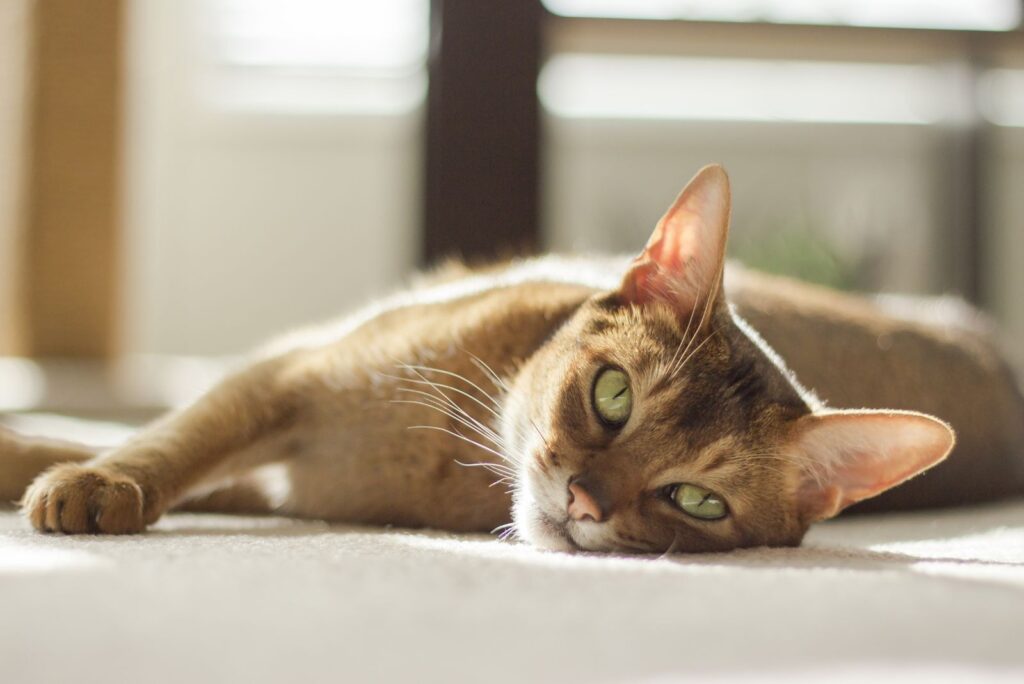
0,426,99,505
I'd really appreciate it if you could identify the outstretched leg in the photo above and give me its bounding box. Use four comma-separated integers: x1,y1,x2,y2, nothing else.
0,429,98,504
21,354,303,534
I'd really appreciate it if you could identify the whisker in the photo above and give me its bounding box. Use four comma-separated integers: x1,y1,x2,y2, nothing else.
672,327,719,379
463,350,511,393
673,274,720,379
406,425,509,462
392,388,504,444
453,459,515,477
669,281,704,370
391,393,503,440
658,531,682,558
385,372,501,420
391,398,506,452
671,280,706,373
399,364,502,410
526,417,552,453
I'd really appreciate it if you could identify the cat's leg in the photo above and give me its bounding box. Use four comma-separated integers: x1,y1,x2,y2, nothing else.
21,355,305,534
0,427,98,504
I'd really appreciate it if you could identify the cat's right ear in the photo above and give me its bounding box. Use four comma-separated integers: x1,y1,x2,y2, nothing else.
617,164,731,322
789,410,955,524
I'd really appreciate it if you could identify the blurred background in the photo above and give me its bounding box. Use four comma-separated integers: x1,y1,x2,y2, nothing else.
0,0,1022,418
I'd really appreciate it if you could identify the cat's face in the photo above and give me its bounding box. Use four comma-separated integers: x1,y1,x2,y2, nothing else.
505,298,813,552
503,165,955,553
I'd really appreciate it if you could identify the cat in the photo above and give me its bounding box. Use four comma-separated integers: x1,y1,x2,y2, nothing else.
2,164,1023,553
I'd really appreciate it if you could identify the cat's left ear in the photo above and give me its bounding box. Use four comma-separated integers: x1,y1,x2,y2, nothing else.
618,164,731,320
790,410,955,523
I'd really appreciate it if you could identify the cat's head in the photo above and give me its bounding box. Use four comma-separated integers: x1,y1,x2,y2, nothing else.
503,165,955,553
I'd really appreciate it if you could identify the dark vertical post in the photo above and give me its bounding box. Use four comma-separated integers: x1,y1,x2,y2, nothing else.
939,57,987,306
423,0,544,265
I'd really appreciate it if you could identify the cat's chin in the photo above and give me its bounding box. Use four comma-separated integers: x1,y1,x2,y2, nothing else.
511,492,579,552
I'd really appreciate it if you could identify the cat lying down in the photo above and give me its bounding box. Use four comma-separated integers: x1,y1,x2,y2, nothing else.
3,165,1023,553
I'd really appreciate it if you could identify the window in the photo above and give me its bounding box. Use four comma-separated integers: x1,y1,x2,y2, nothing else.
544,0,1021,31
199,0,429,114
540,55,943,124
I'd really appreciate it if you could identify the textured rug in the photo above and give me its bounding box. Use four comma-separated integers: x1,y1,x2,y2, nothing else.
2,498,1024,683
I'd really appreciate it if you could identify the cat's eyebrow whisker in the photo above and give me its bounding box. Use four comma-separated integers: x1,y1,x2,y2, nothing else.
736,450,809,472
672,327,720,380
526,416,552,453
674,278,719,378
672,279,706,368
669,281,704,371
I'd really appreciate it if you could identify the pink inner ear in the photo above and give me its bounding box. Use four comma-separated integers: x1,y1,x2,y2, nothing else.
794,411,955,522
619,165,730,316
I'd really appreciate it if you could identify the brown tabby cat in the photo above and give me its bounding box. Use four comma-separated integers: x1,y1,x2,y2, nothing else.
3,165,1023,553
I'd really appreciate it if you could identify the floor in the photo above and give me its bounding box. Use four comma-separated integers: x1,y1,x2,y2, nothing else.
3,499,1024,683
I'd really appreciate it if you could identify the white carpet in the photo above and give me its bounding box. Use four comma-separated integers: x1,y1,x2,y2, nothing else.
3,500,1024,683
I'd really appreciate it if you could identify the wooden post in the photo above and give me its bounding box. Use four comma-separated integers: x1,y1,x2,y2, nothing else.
23,0,123,357
0,0,32,355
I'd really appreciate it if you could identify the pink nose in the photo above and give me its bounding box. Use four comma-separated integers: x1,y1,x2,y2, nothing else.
568,482,604,523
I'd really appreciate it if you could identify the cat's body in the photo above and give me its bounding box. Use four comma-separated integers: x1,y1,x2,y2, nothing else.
3,166,1023,552
732,268,1024,512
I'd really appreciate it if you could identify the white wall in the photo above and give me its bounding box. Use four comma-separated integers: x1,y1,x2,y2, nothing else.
121,0,422,356
989,128,1024,368
544,118,943,293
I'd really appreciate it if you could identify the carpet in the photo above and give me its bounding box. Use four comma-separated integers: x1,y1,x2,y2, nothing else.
2,498,1024,683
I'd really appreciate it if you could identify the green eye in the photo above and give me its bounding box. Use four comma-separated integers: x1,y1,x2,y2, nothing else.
671,484,728,520
593,368,632,426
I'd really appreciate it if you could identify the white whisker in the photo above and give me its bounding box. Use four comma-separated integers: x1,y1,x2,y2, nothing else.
391,387,504,443
407,425,509,462
387,372,502,420
399,363,502,410
452,459,515,477
391,398,505,451
463,349,511,393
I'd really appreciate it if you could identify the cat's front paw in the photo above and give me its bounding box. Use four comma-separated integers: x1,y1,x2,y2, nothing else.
21,464,147,534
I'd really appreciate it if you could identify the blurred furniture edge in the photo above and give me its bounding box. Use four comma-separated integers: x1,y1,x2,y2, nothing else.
0,0,122,359
0,355,231,423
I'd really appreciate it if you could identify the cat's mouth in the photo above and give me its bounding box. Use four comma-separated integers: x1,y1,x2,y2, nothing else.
539,512,582,551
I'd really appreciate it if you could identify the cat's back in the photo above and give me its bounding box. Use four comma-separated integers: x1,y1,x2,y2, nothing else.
727,266,1024,510
262,255,615,361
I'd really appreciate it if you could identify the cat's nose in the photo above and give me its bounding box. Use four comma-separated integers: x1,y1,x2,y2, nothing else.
567,477,606,523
